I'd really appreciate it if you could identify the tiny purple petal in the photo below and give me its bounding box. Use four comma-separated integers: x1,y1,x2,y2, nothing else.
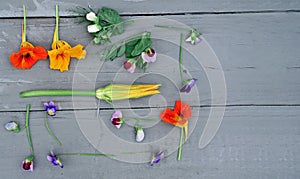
111,111,122,119
195,37,201,44
150,151,164,166
180,78,197,93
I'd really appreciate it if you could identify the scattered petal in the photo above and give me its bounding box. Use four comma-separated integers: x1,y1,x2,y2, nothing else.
180,78,197,93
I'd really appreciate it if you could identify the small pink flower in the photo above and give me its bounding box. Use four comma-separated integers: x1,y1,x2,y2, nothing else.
123,60,136,73
111,111,123,128
141,48,156,63
22,155,34,172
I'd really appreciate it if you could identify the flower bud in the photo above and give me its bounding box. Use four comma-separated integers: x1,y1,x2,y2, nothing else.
5,121,20,132
86,12,97,22
87,24,102,33
135,126,145,142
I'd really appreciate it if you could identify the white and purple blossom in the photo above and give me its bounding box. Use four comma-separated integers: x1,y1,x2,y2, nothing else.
150,151,164,166
141,48,156,63
180,78,197,93
47,151,63,168
44,101,58,116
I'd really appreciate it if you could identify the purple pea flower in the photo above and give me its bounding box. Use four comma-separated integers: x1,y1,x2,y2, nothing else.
180,78,197,93
47,151,63,168
141,48,157,63
44,101,58,116
124,59,136,73
111,110,123,128
150,151,164,166
22,155,34,172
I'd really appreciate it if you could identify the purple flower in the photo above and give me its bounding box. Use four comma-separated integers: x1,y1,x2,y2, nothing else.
47,151,63,168
124,59,136,73
44,101,58,116
111,111,123,128
180,78,197,93
22,155,34,172
141,48,156,63
186,30,202,45
150,151,164,166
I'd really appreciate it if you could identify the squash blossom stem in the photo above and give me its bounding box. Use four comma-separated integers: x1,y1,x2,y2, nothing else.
22,5,26,42
58,153,115,157
25,104,34,156
20,90,96,97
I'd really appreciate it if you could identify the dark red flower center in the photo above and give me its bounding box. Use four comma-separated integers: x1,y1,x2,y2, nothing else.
112,118,121,125
23,161,31,170
22,53,31,59
146,48,155,57
123,61,132,70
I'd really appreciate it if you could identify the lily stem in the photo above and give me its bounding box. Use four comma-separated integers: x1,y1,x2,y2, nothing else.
25,104,34,156
22,5,26,42
179,33,184,83
177,127,184,161
155,25,193,31
58,153,115,157
44,112,62,146
55,4,59,41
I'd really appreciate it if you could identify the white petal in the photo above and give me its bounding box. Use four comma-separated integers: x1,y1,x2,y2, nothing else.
136,128,145,142
185,36,192,42
87,24,100,33
86,12,97,22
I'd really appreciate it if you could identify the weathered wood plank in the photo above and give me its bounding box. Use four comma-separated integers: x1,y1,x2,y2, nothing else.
0,0,300,18
0,106,299,178
0,13,299,111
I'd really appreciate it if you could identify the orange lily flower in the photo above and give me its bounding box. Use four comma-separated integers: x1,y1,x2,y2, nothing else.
10,42,48,69
48,5,86,72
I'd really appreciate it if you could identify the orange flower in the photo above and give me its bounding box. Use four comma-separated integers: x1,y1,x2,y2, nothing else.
10,41,48,69
160,100,191,128
48,40,86,72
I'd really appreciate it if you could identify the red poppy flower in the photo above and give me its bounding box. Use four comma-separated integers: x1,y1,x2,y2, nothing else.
10,42,48,69
160,100,191,128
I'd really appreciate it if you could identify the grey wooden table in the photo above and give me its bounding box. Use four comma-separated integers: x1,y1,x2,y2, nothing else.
0,1,299,179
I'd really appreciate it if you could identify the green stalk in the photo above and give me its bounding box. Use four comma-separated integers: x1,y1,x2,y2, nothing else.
22,5,26,42
103,20,134,30
179,33,184,83
55,4,59,41
155,25,193,31
58,153,115,157
177,127,184,161
45,112,62,146
20,90,96,98
25,104,34,155
122,117,157,122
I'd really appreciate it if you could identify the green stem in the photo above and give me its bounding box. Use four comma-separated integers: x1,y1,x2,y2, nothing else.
179,33,184,83
23,5,26,42
177,127,184,161
44,112,62,146
122,117,157,122
155,25,193,31
103,20,134,30
25,104,34,156
20,90,96,98
58,153,115,157
55,4,59,41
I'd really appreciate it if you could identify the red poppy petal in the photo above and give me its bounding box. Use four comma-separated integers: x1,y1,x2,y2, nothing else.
174,100,192,119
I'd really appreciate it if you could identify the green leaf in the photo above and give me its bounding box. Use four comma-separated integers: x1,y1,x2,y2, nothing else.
98,7,121,25
102,45,118,61
117,43,126,57
131,37,152,57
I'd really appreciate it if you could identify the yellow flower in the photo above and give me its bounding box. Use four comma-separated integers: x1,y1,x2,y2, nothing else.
48,40,86,72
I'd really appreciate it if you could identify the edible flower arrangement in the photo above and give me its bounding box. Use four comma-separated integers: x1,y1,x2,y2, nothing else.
5,4,202,171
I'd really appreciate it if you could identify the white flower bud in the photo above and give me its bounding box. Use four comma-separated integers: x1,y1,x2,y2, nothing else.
135,126,144,142
87,24,101,33
86,12,97,22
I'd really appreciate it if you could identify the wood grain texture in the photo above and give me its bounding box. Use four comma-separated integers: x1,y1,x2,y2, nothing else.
0,106,299,178
0,13,299,111
0,0,300,18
